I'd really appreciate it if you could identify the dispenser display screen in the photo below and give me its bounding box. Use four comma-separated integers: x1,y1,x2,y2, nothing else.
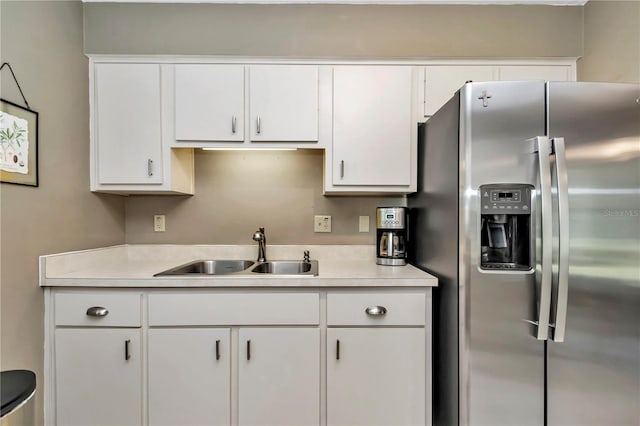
491,190,520,202
386,214,395,219
481,185,531,215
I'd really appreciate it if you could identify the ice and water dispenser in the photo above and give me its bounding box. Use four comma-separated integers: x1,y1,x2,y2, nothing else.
480,184,533,271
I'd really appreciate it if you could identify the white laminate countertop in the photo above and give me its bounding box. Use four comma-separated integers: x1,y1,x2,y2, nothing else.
39,244,437,288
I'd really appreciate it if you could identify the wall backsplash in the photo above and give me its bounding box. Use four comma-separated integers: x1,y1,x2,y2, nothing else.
125,149,403,245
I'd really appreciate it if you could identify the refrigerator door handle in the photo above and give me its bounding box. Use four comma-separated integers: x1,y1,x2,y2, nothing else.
551,137,570,342
532,136,553,340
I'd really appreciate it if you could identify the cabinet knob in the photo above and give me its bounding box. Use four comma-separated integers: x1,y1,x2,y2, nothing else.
365,306,387,316
86,306,109,317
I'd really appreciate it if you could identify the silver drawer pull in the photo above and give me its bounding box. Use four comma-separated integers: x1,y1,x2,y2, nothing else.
86,306,109,317
365,306,387,316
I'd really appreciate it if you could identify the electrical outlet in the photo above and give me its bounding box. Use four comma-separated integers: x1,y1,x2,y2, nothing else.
358,215,370,232
154,215,165,232
314,215,332,233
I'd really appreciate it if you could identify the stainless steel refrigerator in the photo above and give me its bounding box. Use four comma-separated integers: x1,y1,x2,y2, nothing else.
407,81,640,426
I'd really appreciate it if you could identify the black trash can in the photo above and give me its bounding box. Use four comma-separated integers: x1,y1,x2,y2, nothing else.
1,370,36,425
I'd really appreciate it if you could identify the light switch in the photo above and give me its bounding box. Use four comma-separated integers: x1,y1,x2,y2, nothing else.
154,215,165,232
358,216,370,233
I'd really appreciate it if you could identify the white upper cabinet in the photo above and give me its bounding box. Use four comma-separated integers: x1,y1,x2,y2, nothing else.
422,62,575,117
175,65,245,142
91,62,194,195
330,66,415,189
424,65,498,116
95,63,163,185
498,65,573,81
249,65,319,142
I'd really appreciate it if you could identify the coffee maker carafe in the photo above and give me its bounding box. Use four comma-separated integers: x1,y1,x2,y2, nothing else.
376,207,408,266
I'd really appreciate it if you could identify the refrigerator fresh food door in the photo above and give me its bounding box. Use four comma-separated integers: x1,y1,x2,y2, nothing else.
460,81,546,426
547,82,640,426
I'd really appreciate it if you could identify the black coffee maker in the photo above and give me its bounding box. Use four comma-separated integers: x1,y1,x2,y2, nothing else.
376,207,408,266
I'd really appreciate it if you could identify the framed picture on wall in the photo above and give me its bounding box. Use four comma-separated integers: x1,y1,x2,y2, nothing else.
0,98,38,187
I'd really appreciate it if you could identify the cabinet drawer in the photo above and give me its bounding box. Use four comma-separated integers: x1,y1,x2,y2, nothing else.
327,292,425,326
148,293,319,326
55,293,142,327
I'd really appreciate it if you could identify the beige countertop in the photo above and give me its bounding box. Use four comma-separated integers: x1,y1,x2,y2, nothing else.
39,244,437,288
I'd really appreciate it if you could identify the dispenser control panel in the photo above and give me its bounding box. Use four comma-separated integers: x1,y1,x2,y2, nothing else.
480,184,532,214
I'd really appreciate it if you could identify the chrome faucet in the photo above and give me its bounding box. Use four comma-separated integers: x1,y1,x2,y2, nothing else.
252,227,267,262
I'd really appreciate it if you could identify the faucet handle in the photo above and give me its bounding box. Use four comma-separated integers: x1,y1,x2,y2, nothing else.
303,250,310,263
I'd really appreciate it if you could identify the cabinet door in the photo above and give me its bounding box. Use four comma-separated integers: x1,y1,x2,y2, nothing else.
498,65,571,82
333,66,413,186
238,328,320,426
175,65,244,142
148,328,231,426
95,63,163,184
327,328,425,426
249,65,318,142
424,65,497,116
55,328,142,426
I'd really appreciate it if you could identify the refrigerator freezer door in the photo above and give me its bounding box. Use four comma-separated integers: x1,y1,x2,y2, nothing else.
547,82,640,426
460,81,546,426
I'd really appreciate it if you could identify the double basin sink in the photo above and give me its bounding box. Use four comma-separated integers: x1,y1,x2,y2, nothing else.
154,259,319,277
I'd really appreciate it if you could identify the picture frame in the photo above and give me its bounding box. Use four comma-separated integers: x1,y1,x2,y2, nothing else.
0,98,38,187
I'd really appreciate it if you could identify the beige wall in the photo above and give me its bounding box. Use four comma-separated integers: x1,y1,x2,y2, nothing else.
0,2,125,424
84,3,583,57
125,150,399,245
85,2,583,246
578,0,640,83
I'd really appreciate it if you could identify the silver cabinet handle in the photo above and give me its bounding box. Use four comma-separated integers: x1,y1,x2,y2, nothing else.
551,137,570,342
232,116,237,134
125,339,131,361
365,306,387,316
86,306,109,317
256,116,261,134
147,159,153,177
340,160,344,178
531,136,553,341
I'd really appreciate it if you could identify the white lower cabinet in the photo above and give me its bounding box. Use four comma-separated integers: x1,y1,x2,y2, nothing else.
55,328,142,426
238,328,320,426
46,289,430,426
327,328,426,426
148,328,231,426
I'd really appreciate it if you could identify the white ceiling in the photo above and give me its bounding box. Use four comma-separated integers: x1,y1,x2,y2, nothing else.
82,0,587,5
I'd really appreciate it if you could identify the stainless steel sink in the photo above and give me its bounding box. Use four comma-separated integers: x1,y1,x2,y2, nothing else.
154,260,255,276
154,259,318,277
251,260,318,275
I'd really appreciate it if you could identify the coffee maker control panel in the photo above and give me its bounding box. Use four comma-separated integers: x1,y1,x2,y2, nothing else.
376,207,406,229
481,185,532,214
